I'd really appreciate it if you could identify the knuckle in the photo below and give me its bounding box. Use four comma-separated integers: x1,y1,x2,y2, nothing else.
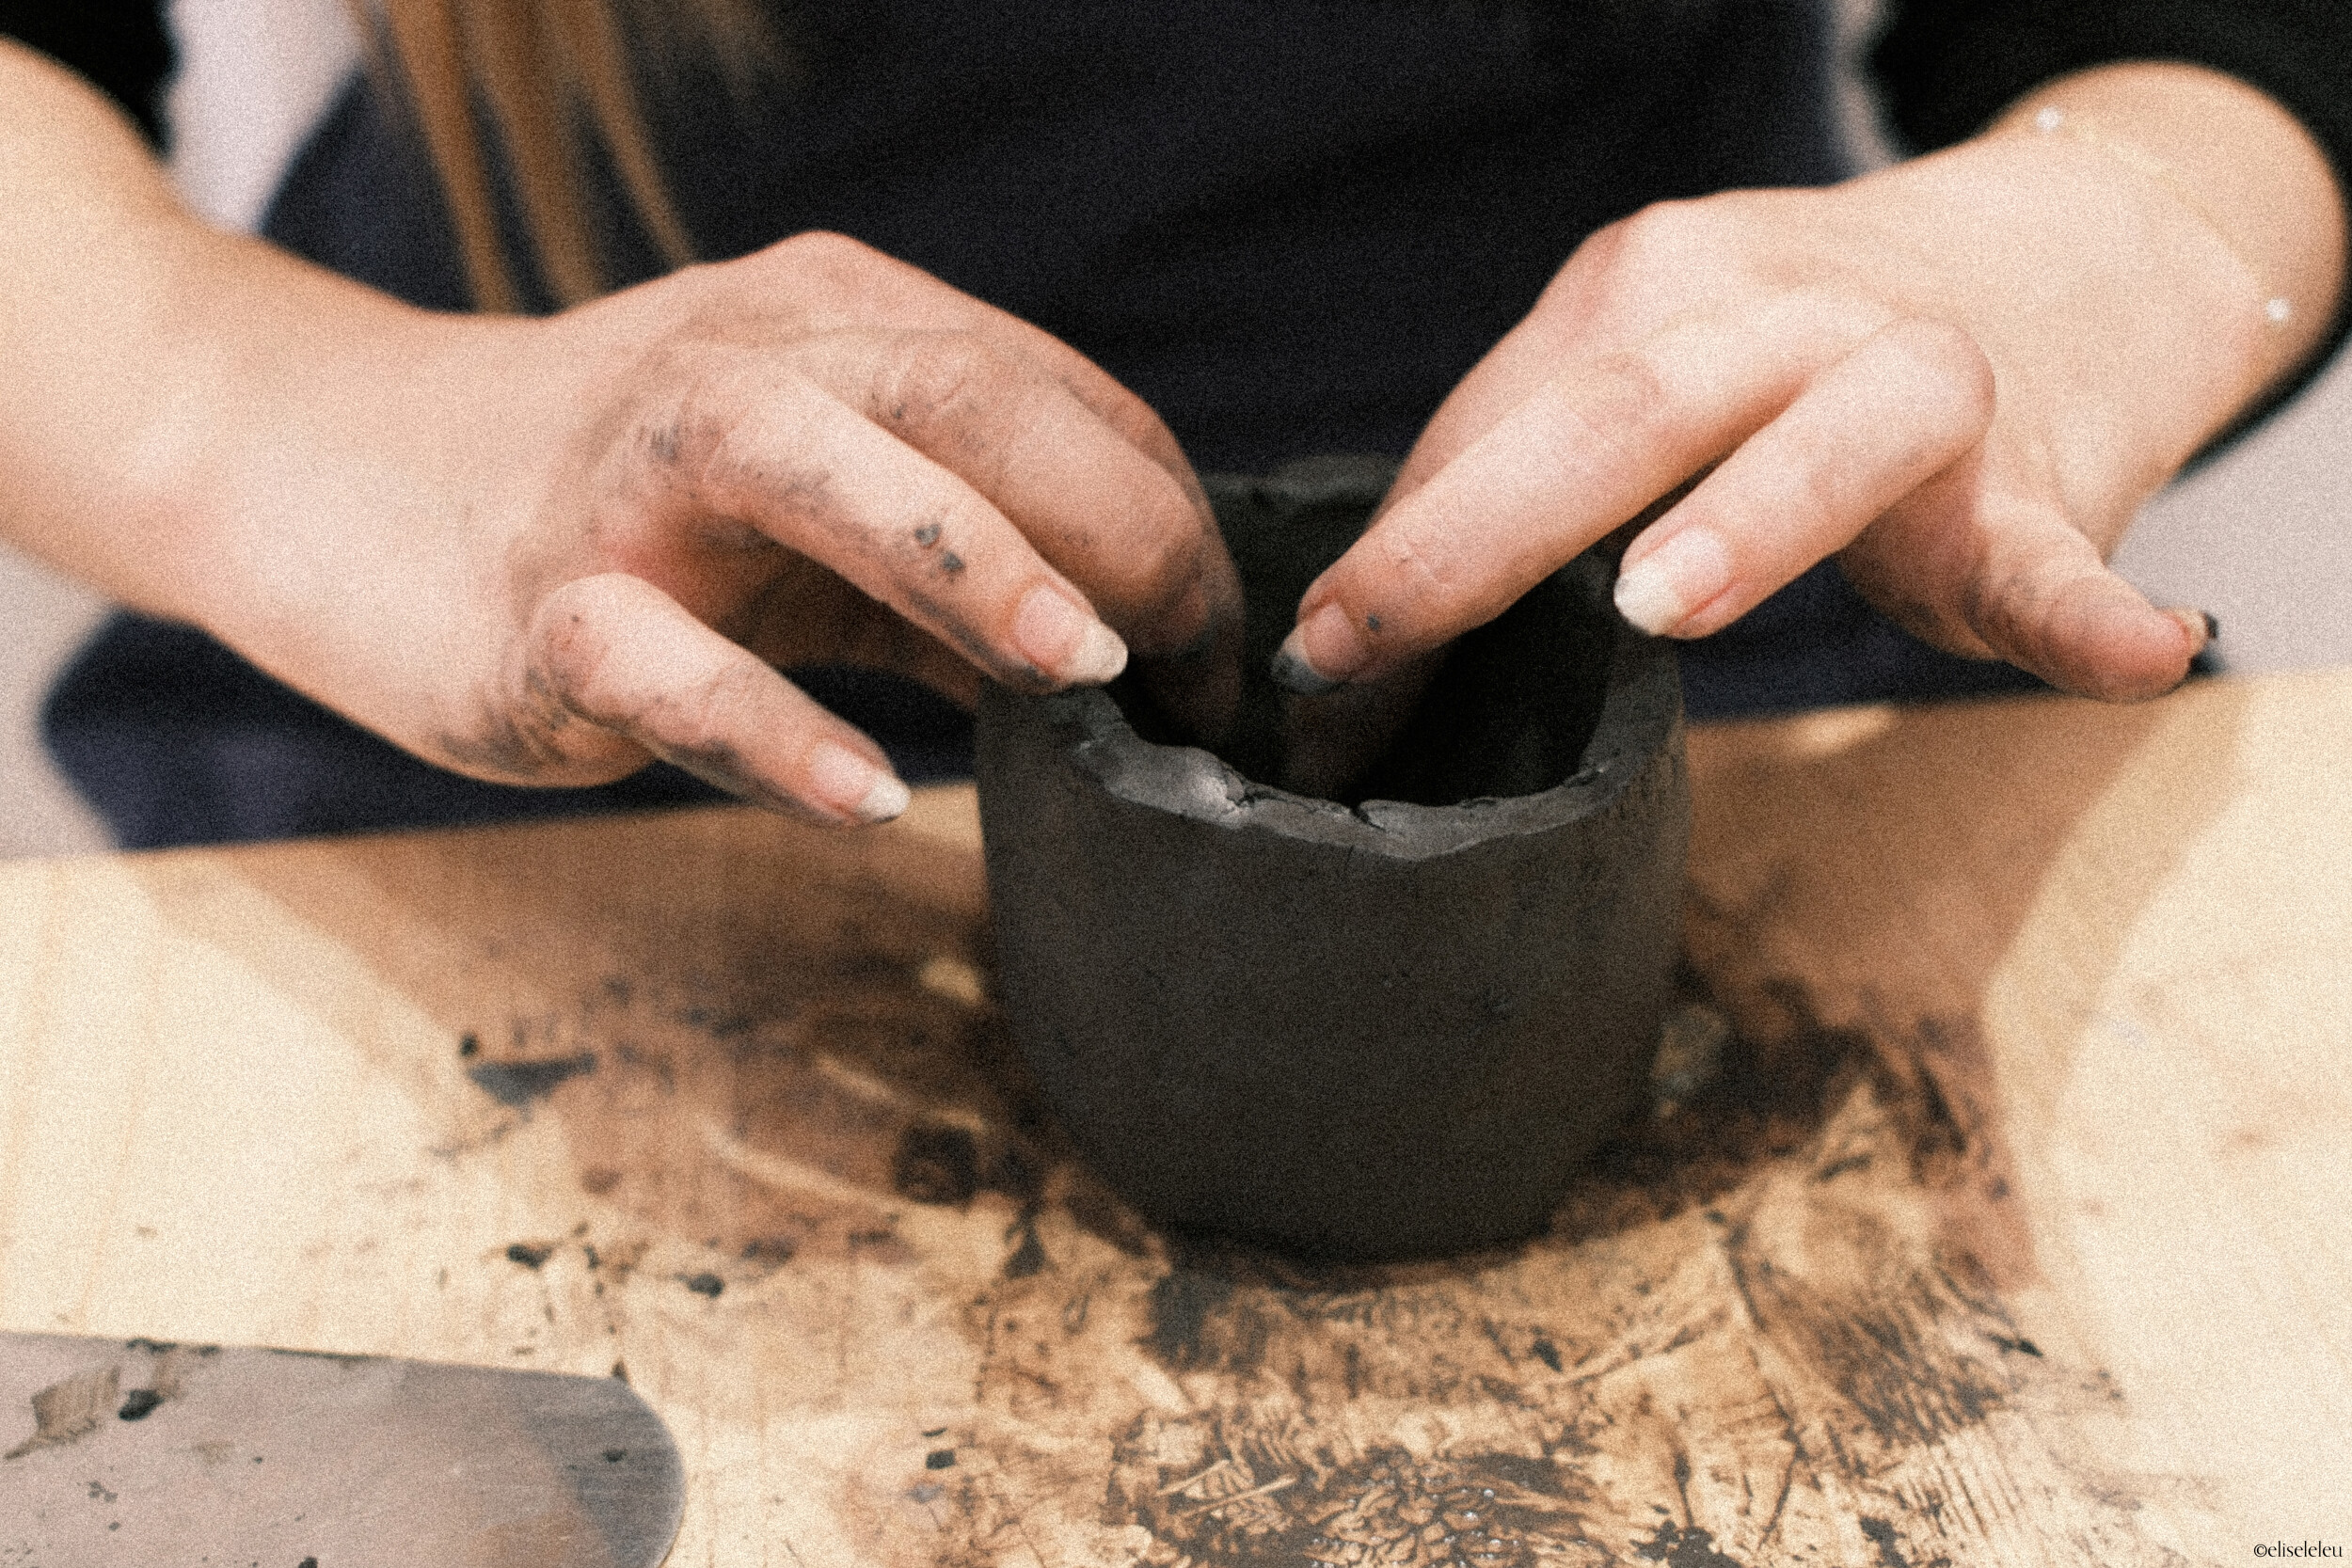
771,229,880,278
755,232,904,331
1545,203,1709,320
1609,198,1721,272
874,332,1002,431
1369,522,1465,625
1890,317,1996,424
1550,348,1679,460
1590,347,1677,430
1760,451,1844,534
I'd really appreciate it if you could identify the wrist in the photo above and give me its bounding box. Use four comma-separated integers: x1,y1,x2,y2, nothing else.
1986,63,2347,404
148,238,553,749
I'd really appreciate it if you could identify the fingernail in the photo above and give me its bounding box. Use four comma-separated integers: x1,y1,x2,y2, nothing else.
1271,603,1371,694
807,741,911,823
1614,529,1734,636
1013,584,1128,685
2163,606,2218,657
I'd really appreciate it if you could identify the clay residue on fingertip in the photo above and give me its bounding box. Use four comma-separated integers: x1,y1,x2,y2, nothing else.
1268,637,1343,696
2160,605,2218,657
900,583,1055,691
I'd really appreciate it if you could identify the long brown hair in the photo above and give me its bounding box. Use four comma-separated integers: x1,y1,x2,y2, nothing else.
365,0,777,311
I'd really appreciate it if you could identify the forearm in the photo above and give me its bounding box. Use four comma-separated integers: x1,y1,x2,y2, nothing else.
0,39,472,634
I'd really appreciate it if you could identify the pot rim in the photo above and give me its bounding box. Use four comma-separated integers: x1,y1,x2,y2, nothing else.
1011,586,1681,863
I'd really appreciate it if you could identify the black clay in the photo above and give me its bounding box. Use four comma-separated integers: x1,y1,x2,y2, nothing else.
976,456,1688,1260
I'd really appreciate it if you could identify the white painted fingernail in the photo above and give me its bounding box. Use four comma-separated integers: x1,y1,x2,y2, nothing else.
807,742,911,823
1066,618,1129,684
1614,530,1734,636
1013,585,1128,685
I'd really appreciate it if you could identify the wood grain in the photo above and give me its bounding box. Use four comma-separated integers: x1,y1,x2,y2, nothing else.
2,673,2347,1566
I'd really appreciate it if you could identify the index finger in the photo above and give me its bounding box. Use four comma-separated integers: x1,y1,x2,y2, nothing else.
1273,301,1860,690
817,327,1246,739
802,242,1245,734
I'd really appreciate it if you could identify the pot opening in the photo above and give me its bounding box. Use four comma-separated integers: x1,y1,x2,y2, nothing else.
1110,458,1620,810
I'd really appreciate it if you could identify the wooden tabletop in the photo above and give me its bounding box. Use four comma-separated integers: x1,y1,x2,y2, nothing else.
4,671,2348,1567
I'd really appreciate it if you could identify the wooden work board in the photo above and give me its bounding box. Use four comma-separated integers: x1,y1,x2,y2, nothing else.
3,671,2349,1566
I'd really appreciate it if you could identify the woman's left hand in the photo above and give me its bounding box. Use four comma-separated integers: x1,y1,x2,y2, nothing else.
1275,63,2344,706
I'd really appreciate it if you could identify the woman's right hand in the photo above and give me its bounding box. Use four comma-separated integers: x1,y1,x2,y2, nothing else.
3,42,1242,823
246,233,1249,822
10,69,1252,829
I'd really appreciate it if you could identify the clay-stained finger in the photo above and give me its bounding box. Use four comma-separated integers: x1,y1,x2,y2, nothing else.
814,329,1241,660
1612,317,1996,639
654,355,1129,693
529,573,913,823
834,329,1245,740
1275,300,1856,690
659,237,1242,737
765,233,1213,505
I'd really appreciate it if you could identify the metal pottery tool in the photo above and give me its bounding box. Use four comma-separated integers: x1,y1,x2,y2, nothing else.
0,1332,682,1566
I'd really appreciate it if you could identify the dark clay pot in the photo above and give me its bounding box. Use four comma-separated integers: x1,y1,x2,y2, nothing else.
976,456,1688,1260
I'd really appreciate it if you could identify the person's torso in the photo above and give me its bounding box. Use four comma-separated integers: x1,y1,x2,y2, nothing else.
265,0,1849,469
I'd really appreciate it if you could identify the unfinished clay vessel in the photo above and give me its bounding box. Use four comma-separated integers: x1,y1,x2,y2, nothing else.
977,456,1687,1260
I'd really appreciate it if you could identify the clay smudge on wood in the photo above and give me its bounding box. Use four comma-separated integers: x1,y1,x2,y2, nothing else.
1859,1513,1944,1568
466,1050,596,1109
1634,1520,1752,1566
1118,1441,1605,1567
1001,1214,1047,1279
464,940,1042,1265
368,804,2156,1565
739,1235,797,1267
5,1366,119,1459
892,1122,980,1206
901,978,2181,1568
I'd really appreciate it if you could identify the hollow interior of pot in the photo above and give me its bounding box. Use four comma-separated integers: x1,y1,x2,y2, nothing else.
1111,459,1619,809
